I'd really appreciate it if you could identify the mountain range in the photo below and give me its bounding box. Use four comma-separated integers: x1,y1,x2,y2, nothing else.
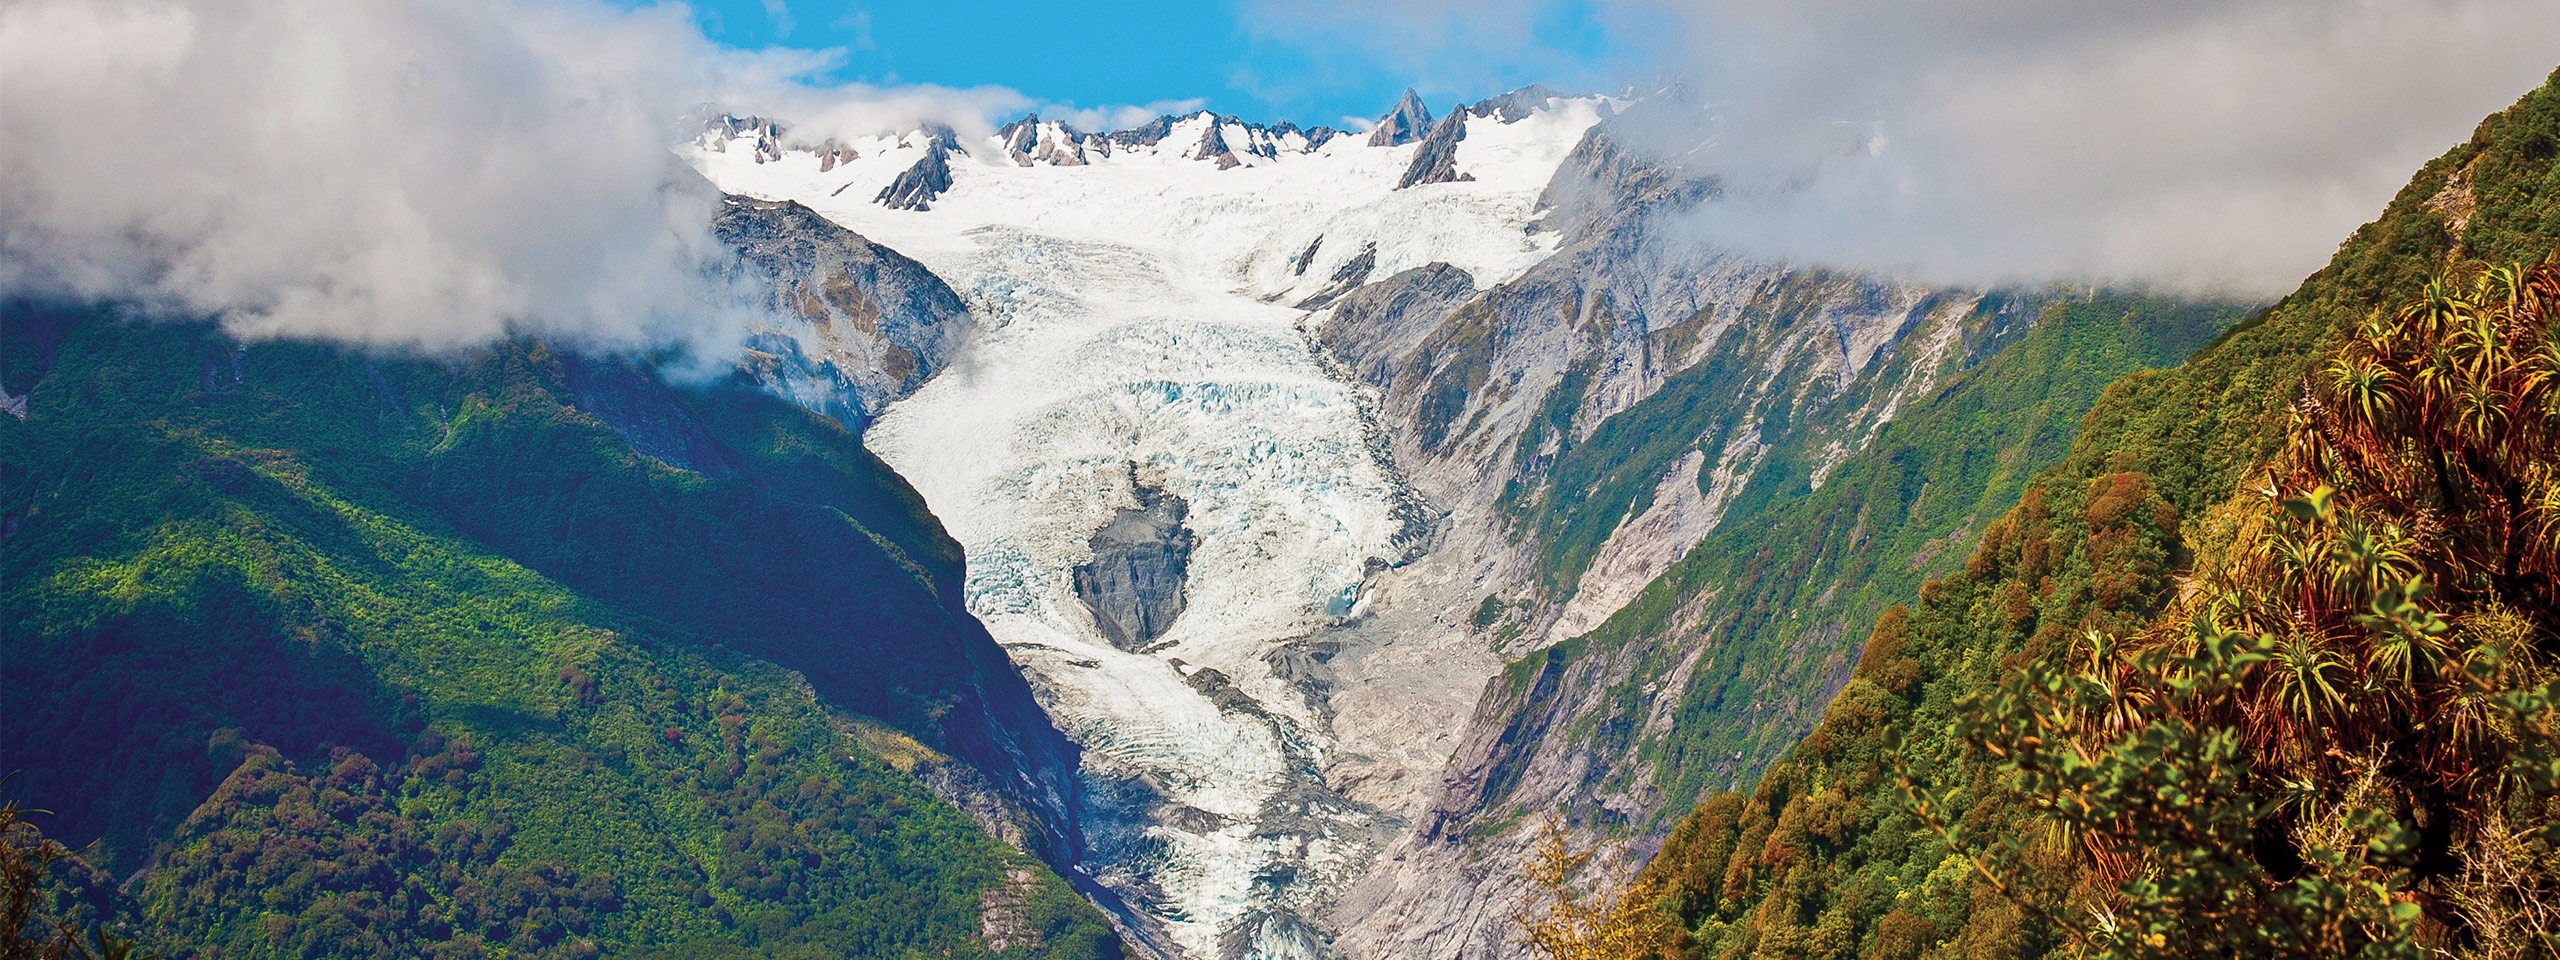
4,66,2556,960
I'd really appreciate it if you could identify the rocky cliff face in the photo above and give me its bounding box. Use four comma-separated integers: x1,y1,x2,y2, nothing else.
1074,471,1197,650
1369,88,1438,147
714,194,971,429
1397,112,1472,189
877,123,964,210
1306,108,2118,960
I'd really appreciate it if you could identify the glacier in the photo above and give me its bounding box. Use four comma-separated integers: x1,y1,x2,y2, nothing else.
690,100,1609,958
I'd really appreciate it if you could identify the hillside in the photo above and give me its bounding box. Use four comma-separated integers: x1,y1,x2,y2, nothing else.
1316,107,2246,958
0,306,1116,958
1624,66,2560,960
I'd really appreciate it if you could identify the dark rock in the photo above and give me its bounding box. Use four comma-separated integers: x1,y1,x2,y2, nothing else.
699,114,789,163
1106,115,1180,149
1295,241,1378,310
1396,111,1471,189
1310,262,1478,384
814,138,858,172
998,114,1042,165
1193,119,1243,170
1072,470,1195,650
1368,88,1435,147
876,123,962,211
1466,84,1561,123
1292,235,1323,277
1179,666,1263,718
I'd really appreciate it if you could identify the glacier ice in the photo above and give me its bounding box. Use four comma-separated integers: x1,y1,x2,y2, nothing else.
689,98,1604,959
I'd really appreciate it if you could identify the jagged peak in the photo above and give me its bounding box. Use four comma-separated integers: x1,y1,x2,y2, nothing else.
1368,88,1434,146
1467,84,1564,123
695,112,790,164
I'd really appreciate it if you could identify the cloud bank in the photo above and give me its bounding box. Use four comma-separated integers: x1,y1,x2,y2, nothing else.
1251,0,2560,294
0,0,1121,351
11,0,2550,347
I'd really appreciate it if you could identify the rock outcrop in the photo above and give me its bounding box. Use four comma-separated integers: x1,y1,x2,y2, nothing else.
1467,84,1560,123
1192,119,1244,170
713,194,971,428
1395,112,1471,189
1073,471,1196,650
876,123,963,211
700,113,787,163
1368,89,1436,147
1294,241,1379,309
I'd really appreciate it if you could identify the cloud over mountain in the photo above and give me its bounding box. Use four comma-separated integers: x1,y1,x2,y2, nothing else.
0,0,1078,350
1250,0,2560,293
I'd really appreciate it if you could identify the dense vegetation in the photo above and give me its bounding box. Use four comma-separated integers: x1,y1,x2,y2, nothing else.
1612,67,2560,960
0,312,1115,957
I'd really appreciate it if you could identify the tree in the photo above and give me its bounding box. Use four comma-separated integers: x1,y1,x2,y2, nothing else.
0,795,161,960
1915,263,2560,959
1516,815,1675,960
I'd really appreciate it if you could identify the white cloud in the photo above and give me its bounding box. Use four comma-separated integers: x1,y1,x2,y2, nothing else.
0,0,1173,352
0,0,756,349
1244,0,2560,294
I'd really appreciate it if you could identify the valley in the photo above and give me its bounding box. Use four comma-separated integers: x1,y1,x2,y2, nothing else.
8,22,2547,955
686,90,2242,959
693,100,1606,958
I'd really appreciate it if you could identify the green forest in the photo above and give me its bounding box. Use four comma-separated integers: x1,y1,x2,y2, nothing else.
1571,67,2560,960
0,315,1116,958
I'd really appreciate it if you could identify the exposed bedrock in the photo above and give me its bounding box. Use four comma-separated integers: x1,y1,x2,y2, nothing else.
1073,470,1197,651
713,194,972,428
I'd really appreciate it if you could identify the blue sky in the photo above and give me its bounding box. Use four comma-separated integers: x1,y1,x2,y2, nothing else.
677,0,1661,129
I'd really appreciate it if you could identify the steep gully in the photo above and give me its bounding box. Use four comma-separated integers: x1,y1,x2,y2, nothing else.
694,89,2098,960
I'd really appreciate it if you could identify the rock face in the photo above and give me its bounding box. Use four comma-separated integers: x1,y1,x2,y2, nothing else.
713,194,971,428
700,113,788,162
1467,84,1560,123
1192,119,1244,170
1368,88,1436,147
1395,112,1471,189
877,123,962,210
1073,472,1196,651
1294,241,1379,309
1310,99,2092,960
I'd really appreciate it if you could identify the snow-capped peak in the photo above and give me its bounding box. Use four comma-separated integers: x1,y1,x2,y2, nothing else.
1368,87,1435,146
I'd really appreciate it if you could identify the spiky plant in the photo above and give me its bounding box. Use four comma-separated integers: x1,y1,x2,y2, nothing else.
1928,263,2560,959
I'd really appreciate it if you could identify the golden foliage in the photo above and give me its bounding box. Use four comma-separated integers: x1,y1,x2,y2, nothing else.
1516,815,1674,960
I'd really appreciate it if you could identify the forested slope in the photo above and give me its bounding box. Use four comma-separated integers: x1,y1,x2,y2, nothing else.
1624,66,2560,960
0,309,1116,958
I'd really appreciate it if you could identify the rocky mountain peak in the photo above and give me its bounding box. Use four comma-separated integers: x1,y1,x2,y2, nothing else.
1368,88,1435,146
1396,111,1472,189
1467,84,1562,123
699,113,789,163
875,122,963,211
